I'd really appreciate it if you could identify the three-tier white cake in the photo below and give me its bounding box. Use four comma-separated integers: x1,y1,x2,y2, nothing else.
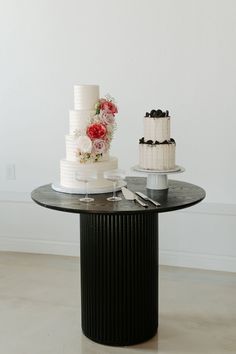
60,85,118,191
139,109,176,170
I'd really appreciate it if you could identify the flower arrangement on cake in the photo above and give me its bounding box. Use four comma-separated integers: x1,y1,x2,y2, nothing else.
74,95,118,163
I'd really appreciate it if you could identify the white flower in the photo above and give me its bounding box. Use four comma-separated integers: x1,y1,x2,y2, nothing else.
76,135,92,153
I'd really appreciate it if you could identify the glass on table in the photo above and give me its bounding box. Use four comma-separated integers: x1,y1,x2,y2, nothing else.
75,171,97,202
104,169,126,201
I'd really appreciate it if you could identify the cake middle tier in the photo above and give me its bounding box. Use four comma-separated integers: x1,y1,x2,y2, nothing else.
69,110,96,135
139,138,176,170
60,157,118,189
144,116,170,142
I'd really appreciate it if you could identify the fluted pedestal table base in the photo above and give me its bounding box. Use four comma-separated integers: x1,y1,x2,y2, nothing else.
80,213,159,346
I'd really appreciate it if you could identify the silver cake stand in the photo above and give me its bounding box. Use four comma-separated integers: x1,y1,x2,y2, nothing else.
133,165,185,190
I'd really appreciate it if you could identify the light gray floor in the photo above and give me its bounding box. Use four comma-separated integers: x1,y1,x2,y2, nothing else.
0,251,235,354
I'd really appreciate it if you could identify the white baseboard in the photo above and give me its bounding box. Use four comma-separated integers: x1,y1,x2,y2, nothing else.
1,237,235,273
159,202,236,273
160,250,236,273
0,237,80,257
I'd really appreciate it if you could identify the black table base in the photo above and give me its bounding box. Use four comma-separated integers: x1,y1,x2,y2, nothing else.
80,213,159,346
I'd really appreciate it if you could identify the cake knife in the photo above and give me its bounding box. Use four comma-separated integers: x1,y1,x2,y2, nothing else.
121,187,148,208
135,192,161,207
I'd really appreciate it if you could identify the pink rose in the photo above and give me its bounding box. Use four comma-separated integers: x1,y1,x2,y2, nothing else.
100,110,115,125
92,139,107,154
100,100,118,115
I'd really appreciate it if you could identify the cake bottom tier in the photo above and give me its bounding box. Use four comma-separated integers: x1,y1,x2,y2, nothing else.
60,157,118,189
139,143,176,170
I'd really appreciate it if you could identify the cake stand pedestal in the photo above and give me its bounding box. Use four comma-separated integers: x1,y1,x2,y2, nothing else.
133,165,185,190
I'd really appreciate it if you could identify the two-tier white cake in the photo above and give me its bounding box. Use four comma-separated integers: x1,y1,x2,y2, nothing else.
60,85,118,191
139,109,176,170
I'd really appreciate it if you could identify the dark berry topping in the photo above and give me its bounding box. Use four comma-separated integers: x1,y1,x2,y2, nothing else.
139,138,175,145
139,137,145,143
156,109,163,117
150,110,156,117
144,109,170,118
154,111,159,117
146,140,153,144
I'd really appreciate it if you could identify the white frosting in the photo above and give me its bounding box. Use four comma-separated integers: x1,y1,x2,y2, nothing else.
60,157,118,189
144,117,170,142
65,135,77,161
60,84,119,190
74,85,99,110
139,143,176,170
69,110,95,135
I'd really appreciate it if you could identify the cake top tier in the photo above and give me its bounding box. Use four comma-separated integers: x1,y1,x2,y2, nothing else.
74,85,100,110
145,109,169,118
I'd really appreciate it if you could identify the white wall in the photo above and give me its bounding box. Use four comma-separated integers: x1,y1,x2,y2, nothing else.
0,0,236,271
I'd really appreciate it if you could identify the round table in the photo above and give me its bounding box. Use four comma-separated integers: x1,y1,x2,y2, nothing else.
31,177,205,346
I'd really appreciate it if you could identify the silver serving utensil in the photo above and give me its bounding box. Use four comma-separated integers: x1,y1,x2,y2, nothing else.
121,187,148,208
135,192,161,207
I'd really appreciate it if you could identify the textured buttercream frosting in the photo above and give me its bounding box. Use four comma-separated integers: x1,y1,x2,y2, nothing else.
144,116,170,142
139,141,176,170
74,85,99,110
60,157,118,189
69,110,95,135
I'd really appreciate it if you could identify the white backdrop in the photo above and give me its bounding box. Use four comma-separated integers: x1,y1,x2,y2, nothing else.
1,0,236,201
0,0,236,271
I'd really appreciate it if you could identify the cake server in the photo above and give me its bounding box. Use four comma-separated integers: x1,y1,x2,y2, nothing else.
135,192,161,207
121,187,148,208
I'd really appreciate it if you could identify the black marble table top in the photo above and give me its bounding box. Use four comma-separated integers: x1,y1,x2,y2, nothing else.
31,177,205,215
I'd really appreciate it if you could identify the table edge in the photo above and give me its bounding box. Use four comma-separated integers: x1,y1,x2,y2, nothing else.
31,193,206,215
